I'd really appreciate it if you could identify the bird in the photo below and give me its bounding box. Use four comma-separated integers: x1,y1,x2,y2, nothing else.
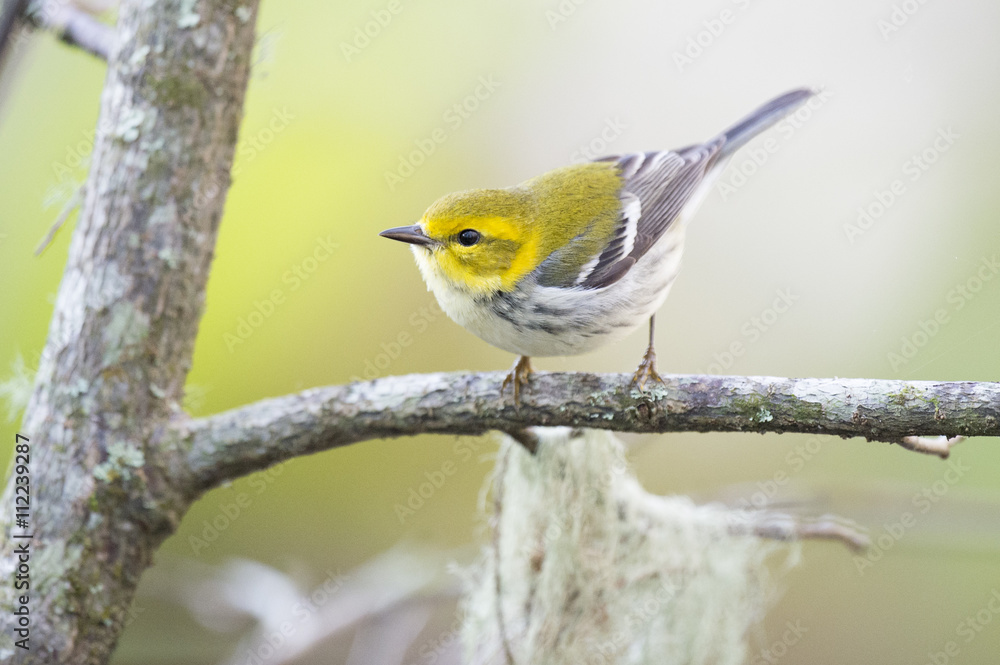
380,89,815,401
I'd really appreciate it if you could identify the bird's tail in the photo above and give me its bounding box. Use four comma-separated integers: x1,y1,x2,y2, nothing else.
716,88,816,162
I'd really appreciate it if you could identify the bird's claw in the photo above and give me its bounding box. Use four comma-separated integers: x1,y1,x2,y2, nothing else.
630,346,664,391
501,356,533,404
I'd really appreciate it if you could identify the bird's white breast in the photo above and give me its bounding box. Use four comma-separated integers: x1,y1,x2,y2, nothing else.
410,226,687,358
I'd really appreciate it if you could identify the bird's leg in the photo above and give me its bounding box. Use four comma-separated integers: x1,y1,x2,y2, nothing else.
630,316,664,390
501,355,533,403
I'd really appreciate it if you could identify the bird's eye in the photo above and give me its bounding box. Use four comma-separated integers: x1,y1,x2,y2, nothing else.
457,229,481,246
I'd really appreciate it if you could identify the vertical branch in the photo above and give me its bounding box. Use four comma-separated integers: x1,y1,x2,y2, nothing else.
0,1,258,662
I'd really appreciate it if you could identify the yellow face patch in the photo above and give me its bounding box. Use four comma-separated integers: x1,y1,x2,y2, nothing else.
422,215,541,294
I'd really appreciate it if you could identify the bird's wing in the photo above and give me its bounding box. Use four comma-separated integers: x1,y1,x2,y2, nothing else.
576,144,722,289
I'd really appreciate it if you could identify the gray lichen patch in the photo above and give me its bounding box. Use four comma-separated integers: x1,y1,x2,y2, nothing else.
96,263,130,308
115,107,146,144
129,45,151,68
33,540,84,593
730,394,769,427
157,247,180,268
65,377,90,399
628,383,670,402
887,383,923,406
178,0,200,28
94,441,146,484
102,302,151,366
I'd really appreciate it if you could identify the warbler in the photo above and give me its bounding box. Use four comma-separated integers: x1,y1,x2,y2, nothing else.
381,89,815,399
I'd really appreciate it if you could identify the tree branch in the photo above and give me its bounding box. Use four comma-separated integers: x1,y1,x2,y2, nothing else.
177,371,1000,498
0,0,113,69
29,1,115,60
0,0,259,662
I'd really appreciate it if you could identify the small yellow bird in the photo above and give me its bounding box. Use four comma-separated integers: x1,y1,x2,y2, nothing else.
381,89,814,399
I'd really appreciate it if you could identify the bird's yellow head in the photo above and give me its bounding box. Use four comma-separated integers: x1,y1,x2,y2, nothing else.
381,161,623,296
380,188,540,294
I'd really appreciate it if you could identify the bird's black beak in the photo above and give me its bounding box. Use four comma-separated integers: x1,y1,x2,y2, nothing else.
379,224,436,248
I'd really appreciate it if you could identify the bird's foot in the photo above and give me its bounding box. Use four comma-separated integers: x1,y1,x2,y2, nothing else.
630,346,664,391
501,355,533,404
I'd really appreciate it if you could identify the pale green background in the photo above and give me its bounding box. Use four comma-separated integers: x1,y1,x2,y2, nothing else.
1,0,999,662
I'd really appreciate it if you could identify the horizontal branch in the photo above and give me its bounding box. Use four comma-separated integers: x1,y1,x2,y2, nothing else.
42,3,114,61
1,0,115,63
176,372,1000,497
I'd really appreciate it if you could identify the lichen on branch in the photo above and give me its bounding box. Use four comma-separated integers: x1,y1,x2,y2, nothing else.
176,371,1000,499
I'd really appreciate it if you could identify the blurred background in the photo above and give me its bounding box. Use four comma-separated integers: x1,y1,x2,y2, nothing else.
2,0,1000,662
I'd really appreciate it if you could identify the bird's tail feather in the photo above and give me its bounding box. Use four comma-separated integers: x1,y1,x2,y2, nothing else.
716,88,816,162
